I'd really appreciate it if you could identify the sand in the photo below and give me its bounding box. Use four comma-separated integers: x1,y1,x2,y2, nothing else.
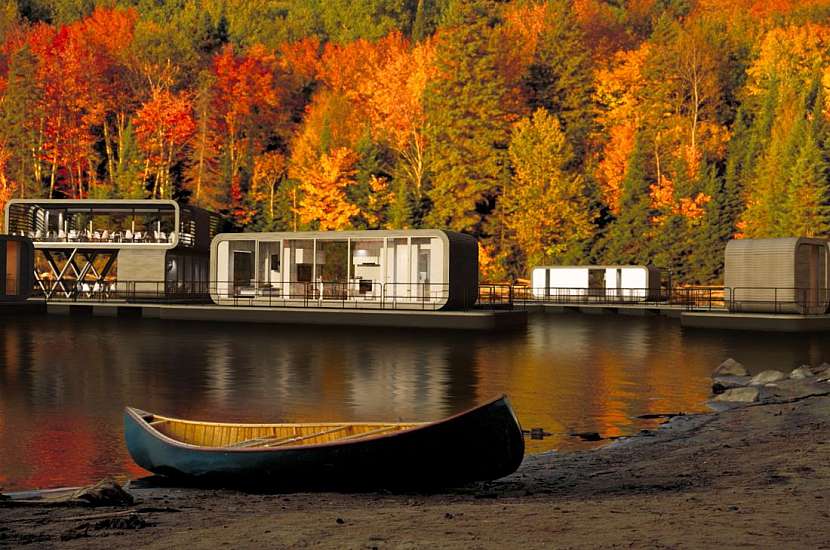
3,392,830,549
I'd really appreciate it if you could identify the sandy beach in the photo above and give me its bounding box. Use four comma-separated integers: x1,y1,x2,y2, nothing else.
3,375,830,549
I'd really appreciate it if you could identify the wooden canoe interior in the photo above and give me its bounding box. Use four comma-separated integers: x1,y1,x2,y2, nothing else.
146,415,422,449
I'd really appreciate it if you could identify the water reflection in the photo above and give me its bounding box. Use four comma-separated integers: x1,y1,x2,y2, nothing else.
1,312,829,490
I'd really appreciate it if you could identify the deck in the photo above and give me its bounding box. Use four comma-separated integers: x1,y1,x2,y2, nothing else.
680,311,830,332
37,301,527,331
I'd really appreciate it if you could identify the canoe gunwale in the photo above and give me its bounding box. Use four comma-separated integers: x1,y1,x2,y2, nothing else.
125,394,513,454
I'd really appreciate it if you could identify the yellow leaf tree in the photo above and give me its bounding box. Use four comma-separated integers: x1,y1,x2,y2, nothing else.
503,108,595,268
292,147,360,230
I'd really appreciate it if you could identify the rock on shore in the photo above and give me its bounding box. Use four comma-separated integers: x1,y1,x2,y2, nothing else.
789,366,814,380
709,358,830,410
713,358,748,377
712,387,759,403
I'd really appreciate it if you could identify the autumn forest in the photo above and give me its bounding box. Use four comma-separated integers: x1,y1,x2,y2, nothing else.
0,0,829,283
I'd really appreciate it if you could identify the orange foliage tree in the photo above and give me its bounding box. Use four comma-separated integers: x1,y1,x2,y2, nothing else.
133,88,196,199
593,46,650,214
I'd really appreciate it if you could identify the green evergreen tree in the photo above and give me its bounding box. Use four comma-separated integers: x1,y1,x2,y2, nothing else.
687,166,734,283
519,0,594,166
388,178,413,229
114,123,147,199
411,0,426,41
598,136,655,265
423,0,508,235
0,45,41,198
348,132,394,229
783,81,830,237
741,84,807,238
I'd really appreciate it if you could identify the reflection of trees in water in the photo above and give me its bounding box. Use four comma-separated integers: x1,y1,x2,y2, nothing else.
346,342,451,421
478,315,830,453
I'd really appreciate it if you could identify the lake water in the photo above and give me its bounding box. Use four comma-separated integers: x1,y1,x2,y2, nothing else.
1,311,828,491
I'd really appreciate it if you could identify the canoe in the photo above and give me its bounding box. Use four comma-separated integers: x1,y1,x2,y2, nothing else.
124,395,524,489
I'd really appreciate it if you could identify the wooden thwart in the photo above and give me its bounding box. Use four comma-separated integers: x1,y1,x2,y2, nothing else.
227,425,350,448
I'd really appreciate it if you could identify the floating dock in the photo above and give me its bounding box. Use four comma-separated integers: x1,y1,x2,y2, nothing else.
527,302,830,332
525,302,684,318
8,297,830,333
680,311,830,332
37,301,527,331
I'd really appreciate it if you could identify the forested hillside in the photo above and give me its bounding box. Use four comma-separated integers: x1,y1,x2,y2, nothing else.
1,0,830,282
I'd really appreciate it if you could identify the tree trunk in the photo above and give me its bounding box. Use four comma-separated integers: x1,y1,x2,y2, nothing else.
269,178,275,220
103,121,116,187
654,132,662,192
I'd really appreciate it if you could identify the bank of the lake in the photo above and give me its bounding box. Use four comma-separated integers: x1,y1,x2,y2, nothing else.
3,384,829,549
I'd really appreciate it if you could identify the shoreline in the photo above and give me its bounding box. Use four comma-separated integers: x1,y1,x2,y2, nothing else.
3,383,830,548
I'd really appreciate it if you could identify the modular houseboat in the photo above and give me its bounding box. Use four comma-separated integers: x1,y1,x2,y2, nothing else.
5,199,221,299
530,265,662,302
209,230,478,310
724,237,829,314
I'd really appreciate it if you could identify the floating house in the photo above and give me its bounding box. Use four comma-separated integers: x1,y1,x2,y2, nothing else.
0,235,34,301
209,230,478,310
724,237,829,314
530,265,662,302
4,199,221,298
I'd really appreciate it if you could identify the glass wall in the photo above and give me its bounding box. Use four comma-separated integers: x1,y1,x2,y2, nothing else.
283,240,314,298
215,239,256,297
5,202,177,244
257,241,281,295
166,252,209,296
351,240,382,300
386,238,410,302
317,240,347,299
213,234,446,305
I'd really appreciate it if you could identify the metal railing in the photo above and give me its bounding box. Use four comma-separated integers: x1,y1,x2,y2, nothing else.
511,286,714,308
28,280,830,316
724,287,830,315
513,286,663,305
11,229,176,245
213,280,452,311
31,279,517,311
32,279,209,303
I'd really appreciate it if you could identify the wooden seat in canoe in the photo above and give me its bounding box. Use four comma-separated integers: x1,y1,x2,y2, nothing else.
227,425,350,448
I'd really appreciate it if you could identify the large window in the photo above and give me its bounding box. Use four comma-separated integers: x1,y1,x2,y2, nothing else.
318,240,347,299
6,202,178,245
216,240,256,296
351,240,382,299
257,241,281,293
5,241,18,296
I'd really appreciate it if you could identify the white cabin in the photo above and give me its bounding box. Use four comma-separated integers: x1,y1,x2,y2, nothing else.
530,265,661,302
210,230,478,310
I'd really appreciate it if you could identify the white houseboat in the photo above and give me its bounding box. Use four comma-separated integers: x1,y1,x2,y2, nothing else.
530,265,662,302
209,230,478,310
